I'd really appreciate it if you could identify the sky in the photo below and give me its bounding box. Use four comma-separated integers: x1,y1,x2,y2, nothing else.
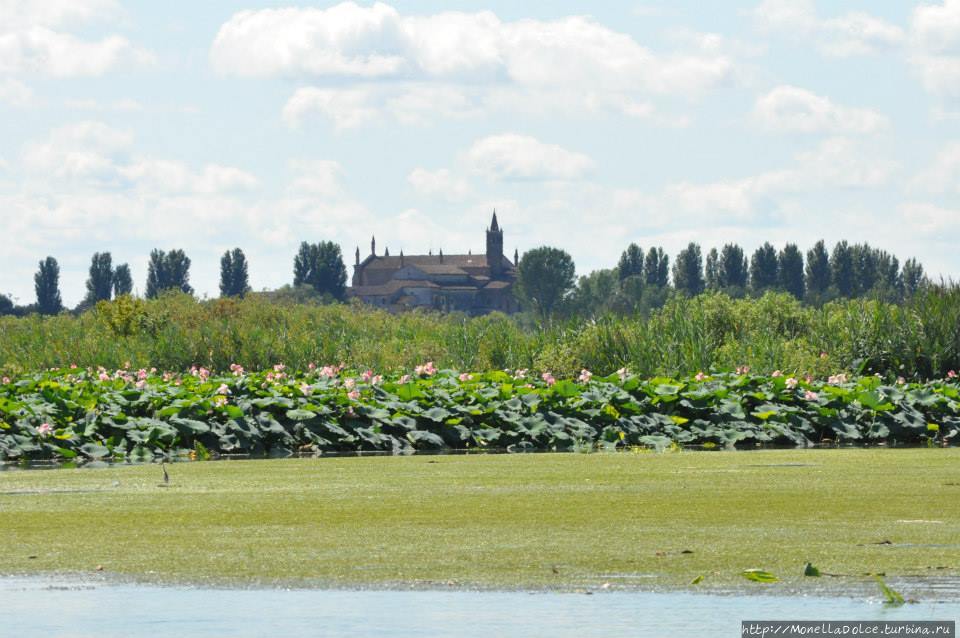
1,0,960,306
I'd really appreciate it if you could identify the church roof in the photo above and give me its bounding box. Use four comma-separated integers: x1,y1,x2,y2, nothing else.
362,253,514,271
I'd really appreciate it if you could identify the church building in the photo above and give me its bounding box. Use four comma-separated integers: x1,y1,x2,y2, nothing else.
349,212,519,314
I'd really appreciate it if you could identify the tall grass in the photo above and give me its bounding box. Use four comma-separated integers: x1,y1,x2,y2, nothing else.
1,287,959,379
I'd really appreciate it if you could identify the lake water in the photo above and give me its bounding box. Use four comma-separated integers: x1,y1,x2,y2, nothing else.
3,576,958,637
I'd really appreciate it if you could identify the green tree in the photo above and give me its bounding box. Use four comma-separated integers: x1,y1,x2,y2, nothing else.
84,252,114,304
902,258,926,296
146,249,193,298
616,243,644,281
34,256,63,315
750,242,779,294
293,242,318,288
220,248,251,297
672,243,704,296
0,293,14,316
718,243,748,292
572,268,619,316
313,241,348,300
805,240,831,299
704,247,720,291
778,244,805,300
113,263,133,297
644,246,669,287
851,243,878,296
515,246,576,318
830,241,855,297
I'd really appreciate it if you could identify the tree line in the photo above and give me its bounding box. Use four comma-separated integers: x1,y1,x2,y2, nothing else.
0,238,929,318
514,240,928,318
0,242,348,316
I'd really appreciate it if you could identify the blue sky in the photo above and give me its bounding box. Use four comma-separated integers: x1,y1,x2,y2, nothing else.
2,0,959,305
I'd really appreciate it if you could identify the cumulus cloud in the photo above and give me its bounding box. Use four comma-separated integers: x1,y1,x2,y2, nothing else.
465,134,594,181
909,0,960,97
0,0,152,77
754,85,888,134
0,77,33,107
212,4,732,93
750,0,903,57
288,160,346,198
910,142,960,192
900,202,960,235
408,168,471,200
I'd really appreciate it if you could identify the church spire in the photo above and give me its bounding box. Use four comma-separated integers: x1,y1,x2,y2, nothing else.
370,235,376,256
384,246,390,256
514,248,519,266
490,209,499,232
355,246,360,265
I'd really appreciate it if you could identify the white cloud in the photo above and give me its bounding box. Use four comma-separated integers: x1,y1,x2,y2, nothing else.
901,202,960,235
282,87,380,129
0,0,151,77
465,134,594,181
754,85,888,134
0,77,32,107
288,160,345,198
910,142,960,192
909,0,960,97
750,0,903,57
213,4,732,94
408,167,471,200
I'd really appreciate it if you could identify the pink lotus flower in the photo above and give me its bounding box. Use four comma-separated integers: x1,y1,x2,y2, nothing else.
320,365,338,378
347,389,360,400
1,376,10,384
820,352,829,359
308,362,317,371
617,367,628,381
135,380,146,389
344,377,356,390
70,364,78,369
230,363,244,376
514,369,528,380
735,365,751,375
163,372,173,381
372,375,383,386
458,372,473,382
213,396,228,407
98,372,110,381
694,371,707,381
948,370,958,379
37,423,53,437
273,363,286,372
361,370,374,382
771,370,783,377
542,372,556,386
897,376,906,385
137,368,148,380
827,373,848,385
399,374,412,384
216,384,230,395
804,390,819,401
578,369,593,383
785,377,798,389
415,362,438,377
300,383,313,395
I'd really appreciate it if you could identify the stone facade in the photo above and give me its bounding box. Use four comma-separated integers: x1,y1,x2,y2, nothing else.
349,213,519,314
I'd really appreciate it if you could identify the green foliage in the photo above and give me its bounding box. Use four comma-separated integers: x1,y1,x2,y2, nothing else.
750,242,779,294
742,569,779,583
112,264,133,298
805,240,831,301
146,249,194,299
1,365,957,461
220,248,251,298
516,246,576,318
719,244,748,291
778,244,805,299
85,252,114,305
704,247,719,291
0,293,14,316
617,243,644,281
644,247,669,287
672,243,704,296
34,256,63,316
293,241,347,300
830,240,855,298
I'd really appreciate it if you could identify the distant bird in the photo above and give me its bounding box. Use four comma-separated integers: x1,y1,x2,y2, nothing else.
161,462,169,486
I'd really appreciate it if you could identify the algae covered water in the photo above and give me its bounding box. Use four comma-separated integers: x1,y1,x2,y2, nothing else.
3,576,958,637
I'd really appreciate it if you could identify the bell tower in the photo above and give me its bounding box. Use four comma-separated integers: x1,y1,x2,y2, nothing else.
486,210,504,278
